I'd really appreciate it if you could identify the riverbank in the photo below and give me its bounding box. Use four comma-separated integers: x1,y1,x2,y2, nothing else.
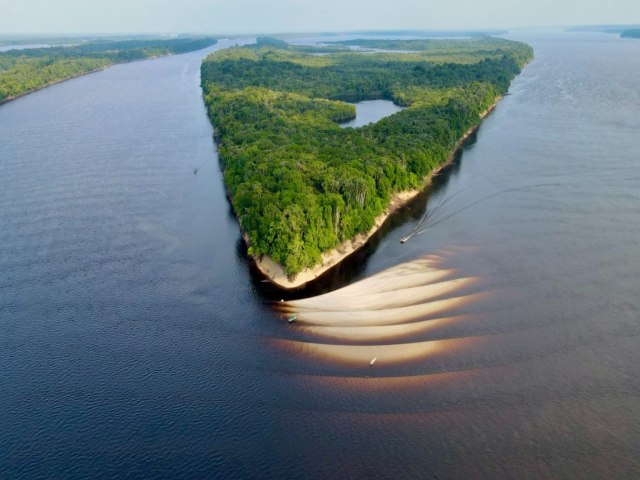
0,38,216,107
0,55,175,107
0,65,111,107
252,96,502,289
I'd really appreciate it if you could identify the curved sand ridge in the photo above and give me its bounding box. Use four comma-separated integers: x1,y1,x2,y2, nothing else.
275,251,495,369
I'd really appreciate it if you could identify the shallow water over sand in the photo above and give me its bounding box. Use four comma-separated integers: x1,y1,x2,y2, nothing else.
1,32,640,479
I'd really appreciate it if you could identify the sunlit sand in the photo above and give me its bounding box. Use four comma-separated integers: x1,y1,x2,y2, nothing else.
272,335,484,366
293,314,481,343
287,292,491,326
276,253,492,367
288,277,478,312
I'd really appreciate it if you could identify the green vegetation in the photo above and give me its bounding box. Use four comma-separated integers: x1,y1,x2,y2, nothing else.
0,37,217,102
621,29,640,38
201,37,533,276
256,36,291,49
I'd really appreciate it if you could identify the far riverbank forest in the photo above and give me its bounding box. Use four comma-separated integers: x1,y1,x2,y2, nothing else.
0,37,217,103
201,36,533,276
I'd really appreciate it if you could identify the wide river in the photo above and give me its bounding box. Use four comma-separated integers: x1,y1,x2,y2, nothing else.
1,33,639,478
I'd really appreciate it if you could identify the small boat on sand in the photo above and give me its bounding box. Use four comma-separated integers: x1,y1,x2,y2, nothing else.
369,357,377,366
287,315,297,323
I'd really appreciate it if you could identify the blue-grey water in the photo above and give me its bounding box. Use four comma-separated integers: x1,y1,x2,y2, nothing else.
1,32,640,479
0,44,52,52
340,99,404,128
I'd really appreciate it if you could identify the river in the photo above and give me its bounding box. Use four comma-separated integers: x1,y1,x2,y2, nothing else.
1,32,639,479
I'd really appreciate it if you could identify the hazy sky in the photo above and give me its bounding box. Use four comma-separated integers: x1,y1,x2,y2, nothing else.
1,0,638,34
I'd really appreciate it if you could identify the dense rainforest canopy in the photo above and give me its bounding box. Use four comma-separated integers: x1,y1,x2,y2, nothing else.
201,37,533,276
0,37,217,102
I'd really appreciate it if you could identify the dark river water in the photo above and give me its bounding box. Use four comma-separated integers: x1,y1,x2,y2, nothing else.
1,32,640,479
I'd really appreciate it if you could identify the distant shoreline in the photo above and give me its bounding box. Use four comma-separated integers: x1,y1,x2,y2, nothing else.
251,96,503,290
0,65,111,107
0,49,205,107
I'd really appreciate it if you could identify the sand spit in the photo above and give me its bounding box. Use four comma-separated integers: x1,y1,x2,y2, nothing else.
288,292,491,327
273,335,485,367
296,314,481,344
287,277,478,312
276,253,492,366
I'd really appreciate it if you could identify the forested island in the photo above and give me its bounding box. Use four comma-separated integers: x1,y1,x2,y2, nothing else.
0,37,217,103
201,37,533,287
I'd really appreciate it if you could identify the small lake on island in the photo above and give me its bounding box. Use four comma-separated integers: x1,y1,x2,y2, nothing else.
339,98,404,127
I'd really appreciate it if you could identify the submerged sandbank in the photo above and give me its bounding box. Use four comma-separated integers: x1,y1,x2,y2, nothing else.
273,253,493,366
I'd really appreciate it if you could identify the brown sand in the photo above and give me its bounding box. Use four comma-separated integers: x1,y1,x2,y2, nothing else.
295,314,481,343
276,254,492,366
272,335,485,366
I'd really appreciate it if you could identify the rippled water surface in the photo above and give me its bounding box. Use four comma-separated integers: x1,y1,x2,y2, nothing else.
1,32,640,479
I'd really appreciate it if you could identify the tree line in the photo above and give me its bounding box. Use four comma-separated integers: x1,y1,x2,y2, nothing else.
201,38,533,276
0,37,217,102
